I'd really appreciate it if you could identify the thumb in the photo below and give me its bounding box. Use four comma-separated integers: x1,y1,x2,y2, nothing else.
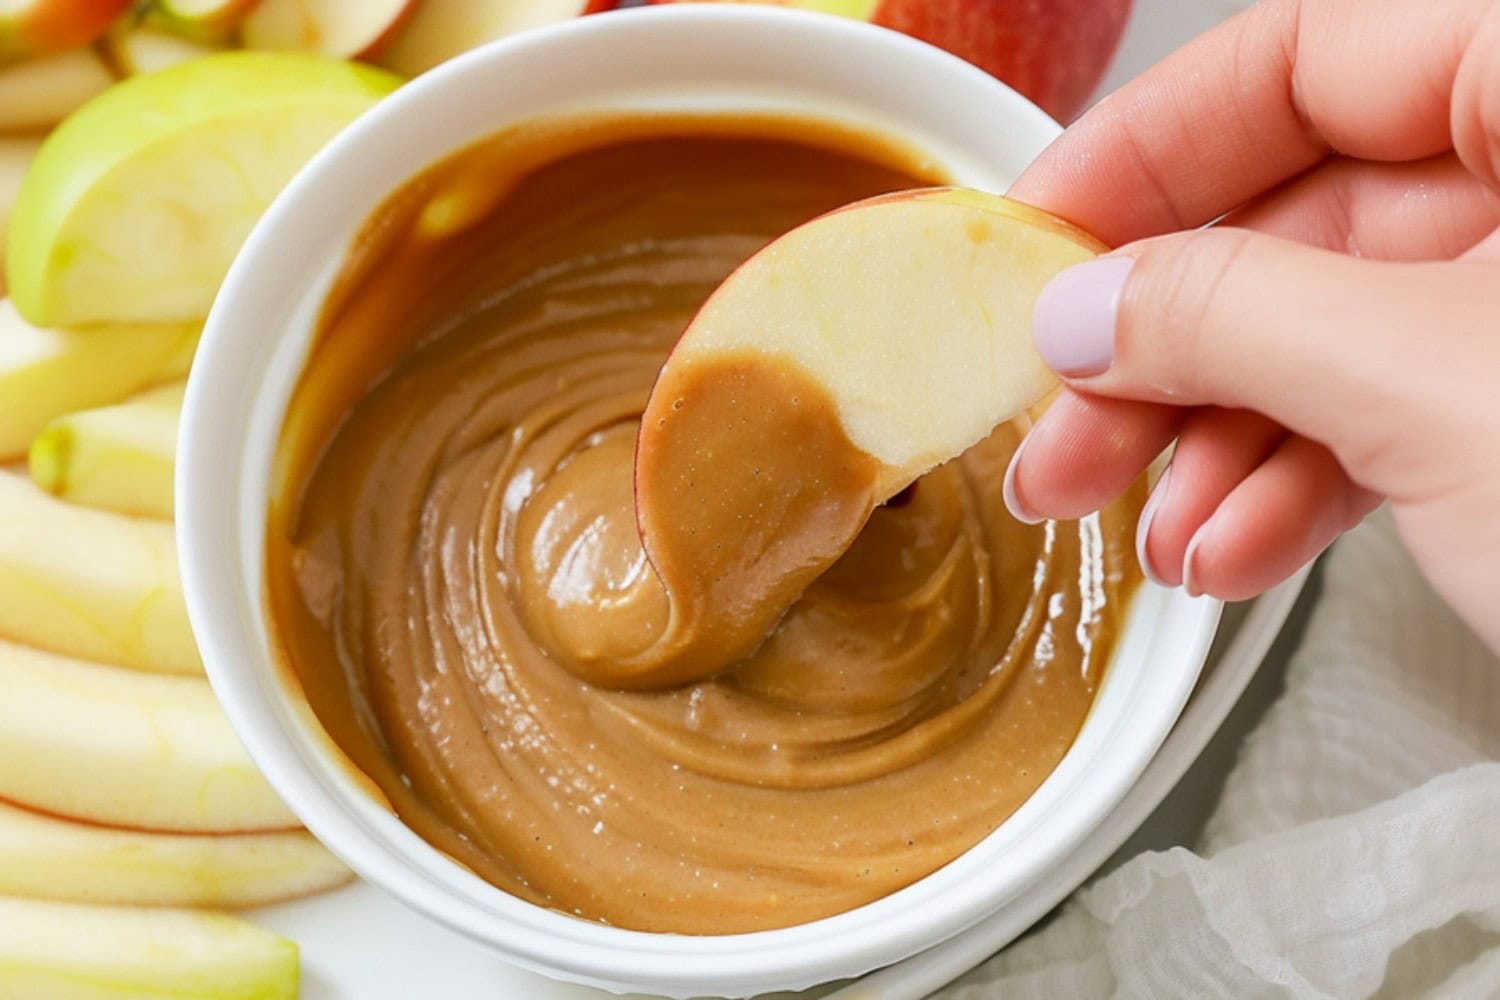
1031,228,1500,500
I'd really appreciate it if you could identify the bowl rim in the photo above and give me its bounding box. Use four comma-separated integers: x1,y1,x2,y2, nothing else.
178,7,1223,996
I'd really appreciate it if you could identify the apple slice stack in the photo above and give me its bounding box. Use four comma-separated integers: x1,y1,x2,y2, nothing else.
0,46,405,999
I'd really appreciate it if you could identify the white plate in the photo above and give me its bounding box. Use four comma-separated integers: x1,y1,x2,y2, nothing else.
250,570,1308,1000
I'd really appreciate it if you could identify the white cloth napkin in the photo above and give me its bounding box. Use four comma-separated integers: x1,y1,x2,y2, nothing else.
933,509,1500,999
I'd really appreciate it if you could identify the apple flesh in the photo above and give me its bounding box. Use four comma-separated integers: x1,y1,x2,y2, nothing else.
0,0,133,59
376,0,617,78
0,472,201,674
103,25,223,75
30,379,183,519
0,636,299,832
0,799,350,908
0,48,114,131
0,298,197,460
638,188,1105,507
240,0,416,59
0,896,297,1000
4,51,401,327
649,0,1130,122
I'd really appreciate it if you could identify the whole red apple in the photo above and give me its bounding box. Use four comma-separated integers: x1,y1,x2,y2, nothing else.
648,0,1132,123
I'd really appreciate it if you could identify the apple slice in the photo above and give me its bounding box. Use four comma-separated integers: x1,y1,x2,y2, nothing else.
31,379,183,519
0,298,197,460
0,896,297,1000
0,472,201,675
0,637,299,833
629,189,1103,684
0,137,42,299
240,0,415,59
5,51,400,327
377,0,614,78
103,25,223,74
0,0,133,58
0,47,114,131
0,799,350,908
153,0,262,38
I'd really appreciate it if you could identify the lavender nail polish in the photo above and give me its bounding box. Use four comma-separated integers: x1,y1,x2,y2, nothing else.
1033,256,1134,378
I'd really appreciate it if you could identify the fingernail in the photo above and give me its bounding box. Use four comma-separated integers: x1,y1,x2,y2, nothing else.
1182,527,1206,598
1002,436,1044,525
1033,256,1134,377
1135,465,1172,587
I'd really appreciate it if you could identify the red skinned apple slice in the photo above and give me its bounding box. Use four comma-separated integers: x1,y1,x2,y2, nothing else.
377,0,617,77
0,0,133,58
640,188,1104,505
0,48,113,131
240,0,416,59
630,190,1103,684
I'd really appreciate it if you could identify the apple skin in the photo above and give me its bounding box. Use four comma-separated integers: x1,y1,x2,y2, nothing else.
0,0,135,59
649,0,1130,122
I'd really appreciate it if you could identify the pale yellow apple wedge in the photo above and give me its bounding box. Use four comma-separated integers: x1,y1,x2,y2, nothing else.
0,473,200,674
0,800,350,908
0,49,114,131
0,299,198,460
103,25,223,75
0,639,298,833
30,380,183,519
639,188,1106,501
0,896,297,1000
378,0,598,77
6,51,401,326
241,0,417,59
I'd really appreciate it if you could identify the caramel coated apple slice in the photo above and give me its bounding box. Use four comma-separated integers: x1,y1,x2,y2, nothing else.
631,189,1105,682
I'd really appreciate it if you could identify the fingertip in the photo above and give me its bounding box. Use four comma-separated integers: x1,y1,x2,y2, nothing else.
1135,465,1174,587
1002,438,1045,525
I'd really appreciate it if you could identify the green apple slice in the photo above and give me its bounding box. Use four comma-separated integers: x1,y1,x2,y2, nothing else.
0,637,299,832
31,379,182,519
0,137,42,299
0,799,349,908
0,299,197,460
638,188,1105,504
5,50,401,327
0,896,297,1000
0,471,200,674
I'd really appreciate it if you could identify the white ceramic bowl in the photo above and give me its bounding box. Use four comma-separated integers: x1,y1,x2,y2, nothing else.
177,7,1222,997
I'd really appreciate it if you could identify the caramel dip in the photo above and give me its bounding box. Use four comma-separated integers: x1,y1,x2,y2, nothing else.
267,112,1143,934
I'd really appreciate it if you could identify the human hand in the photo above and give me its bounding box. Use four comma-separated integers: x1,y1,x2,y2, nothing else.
1003,0,1500,651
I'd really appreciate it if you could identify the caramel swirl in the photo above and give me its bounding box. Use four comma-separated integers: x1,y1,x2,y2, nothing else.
267,114,1142,933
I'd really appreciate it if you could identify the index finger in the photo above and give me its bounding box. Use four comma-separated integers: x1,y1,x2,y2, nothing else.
1010,0,1492,246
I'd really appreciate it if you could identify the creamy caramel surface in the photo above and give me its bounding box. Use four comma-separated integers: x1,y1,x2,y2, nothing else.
267,113,1143,934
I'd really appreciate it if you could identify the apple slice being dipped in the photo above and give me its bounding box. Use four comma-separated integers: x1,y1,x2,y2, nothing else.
630,188,1104,685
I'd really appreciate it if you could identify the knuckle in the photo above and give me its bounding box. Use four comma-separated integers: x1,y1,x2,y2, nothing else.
1452,0,1500,189
1117,228,1256,400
